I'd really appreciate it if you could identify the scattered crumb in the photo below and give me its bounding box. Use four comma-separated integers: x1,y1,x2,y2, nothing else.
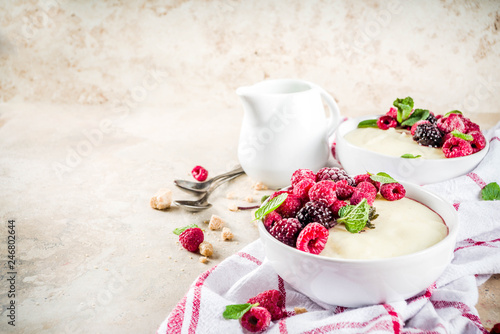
203,220,210,224
199,241,214,257
245,195,254,203
294,307,307,314
253,182,268,191
226,192,236,199
221,227,234,241
228,204,239,212
150,188,172,210
209,215,224,230
199,257,209,264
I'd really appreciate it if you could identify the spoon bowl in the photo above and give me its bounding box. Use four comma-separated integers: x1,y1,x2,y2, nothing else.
174,172,244,211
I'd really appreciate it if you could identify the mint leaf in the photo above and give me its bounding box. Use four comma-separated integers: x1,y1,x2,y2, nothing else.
223,303,258,320
444,110,463,117
451,129,473,141
401,153,422,159
369,172,398,184
400,108,430,126
173,224,199,235
393,97,414,123
358,119,378,128
254,193,288,221
481,182,500,201
337,198,370,233
260,195,270,204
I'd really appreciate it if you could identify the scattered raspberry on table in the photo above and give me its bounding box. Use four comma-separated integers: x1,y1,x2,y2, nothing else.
191,165,208,181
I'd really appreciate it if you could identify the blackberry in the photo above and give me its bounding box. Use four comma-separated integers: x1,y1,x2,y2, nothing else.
316,167,355,186
426,113,437,124
413,123,443,147
296,201,335,229
269,218,302,247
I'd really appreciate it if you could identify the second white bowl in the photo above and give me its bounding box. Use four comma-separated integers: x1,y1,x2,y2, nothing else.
335,116,489,185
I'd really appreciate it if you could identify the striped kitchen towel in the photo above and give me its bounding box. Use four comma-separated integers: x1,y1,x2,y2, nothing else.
158,123,500,334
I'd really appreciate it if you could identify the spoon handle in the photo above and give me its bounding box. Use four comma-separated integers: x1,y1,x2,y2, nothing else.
205,171,245,196
208,165,244,184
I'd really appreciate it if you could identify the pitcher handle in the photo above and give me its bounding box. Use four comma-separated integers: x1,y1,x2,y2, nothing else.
306,82,341,138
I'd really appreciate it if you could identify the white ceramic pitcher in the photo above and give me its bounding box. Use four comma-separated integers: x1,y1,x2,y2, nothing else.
236,79,341,188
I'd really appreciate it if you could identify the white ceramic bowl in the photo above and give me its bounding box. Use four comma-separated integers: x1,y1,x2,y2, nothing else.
335,115,489,185
258,182,458,307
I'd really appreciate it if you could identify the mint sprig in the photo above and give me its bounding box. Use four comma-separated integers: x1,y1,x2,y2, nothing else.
254,193,287,221
223,303,259,320
369,172,399,184
173,224,199,235
451,129,473,141
260,195,270,203
393,97,414,123
337,198,370,233
358,119,378,128
401,153,422,159
400,108,430,126
481,182,500,201
444,110,463,118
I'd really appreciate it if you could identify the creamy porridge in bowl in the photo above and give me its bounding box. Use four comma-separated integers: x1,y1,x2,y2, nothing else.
257,168,458,307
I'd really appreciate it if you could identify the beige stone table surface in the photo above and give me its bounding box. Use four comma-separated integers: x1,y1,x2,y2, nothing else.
0,102,499,333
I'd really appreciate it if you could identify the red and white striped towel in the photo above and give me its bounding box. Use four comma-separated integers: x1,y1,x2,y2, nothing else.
158,123,500,334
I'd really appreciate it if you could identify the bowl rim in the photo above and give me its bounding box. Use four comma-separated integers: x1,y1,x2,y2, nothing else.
336,114,490,162
258,181,458,264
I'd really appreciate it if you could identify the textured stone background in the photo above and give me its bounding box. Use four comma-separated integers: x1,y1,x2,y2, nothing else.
1,0,500,118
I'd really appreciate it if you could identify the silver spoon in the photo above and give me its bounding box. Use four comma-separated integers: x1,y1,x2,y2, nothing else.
174,173,243,212
174,165,244,193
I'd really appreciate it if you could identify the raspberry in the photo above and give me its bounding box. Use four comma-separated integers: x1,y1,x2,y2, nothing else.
335,180,354,200
377,115,398,130
386,107,398,119
357,181,377,197
331,200,348,217
354,173,381,191
191,166,208,181
179,228,204,252
316,167,355,186
240,306,271,332
442,136,473,158
276,194,303,218
269,190,289,200
269,218,302,247
247,289,284,321
308,180,337,206
442,131,453,145
380,183,406,201
410,120,430,136
350,183,377,205
296,201,335,228
296,223,329,254
292,178,315,202
263,211,282,231
461,116,481,133
468,131,486,153
291,169,316,187
413,123,443,147
490,323,500,334
436,113,466,134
